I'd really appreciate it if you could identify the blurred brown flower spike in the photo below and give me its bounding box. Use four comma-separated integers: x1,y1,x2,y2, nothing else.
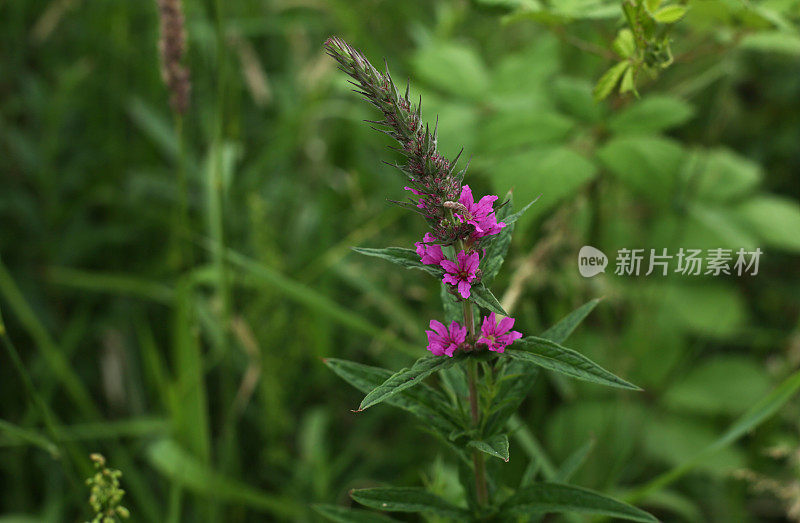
156,0,191,114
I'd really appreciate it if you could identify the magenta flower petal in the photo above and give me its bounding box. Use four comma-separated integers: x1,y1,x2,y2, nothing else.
440,259,458,273
441,249,480,297
477,312,522,352
497,316,515,335
429,319,448,337
426,319,467,357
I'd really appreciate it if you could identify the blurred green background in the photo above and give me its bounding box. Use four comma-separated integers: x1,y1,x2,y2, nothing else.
2,0,800,521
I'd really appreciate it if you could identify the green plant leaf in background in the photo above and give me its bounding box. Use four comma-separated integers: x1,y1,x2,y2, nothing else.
608,96,694,135
598,136,685,204
147,439,301,518
412,42,490,100
663,356,771,416
541,298,602,344
350,487,470,518
491,146,596,227
501,483,657,522
629,368,800,503
736,195,800,252
692,148,762,202
313,504,398,522
593,61,630,101
554,437,596,483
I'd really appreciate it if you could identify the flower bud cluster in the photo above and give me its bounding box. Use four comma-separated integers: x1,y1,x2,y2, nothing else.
325,37,521,358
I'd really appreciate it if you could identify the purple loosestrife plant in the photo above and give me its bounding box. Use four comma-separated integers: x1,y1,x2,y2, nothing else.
319,37,655,523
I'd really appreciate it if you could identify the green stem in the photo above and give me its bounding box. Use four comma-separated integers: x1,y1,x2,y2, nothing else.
458,237,488,507
173,114,192,268
467,359,488,506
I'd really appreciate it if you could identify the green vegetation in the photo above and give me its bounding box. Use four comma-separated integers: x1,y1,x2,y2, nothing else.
1,0,800,521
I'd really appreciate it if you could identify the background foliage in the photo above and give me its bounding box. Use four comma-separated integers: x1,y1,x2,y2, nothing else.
2,0,800,521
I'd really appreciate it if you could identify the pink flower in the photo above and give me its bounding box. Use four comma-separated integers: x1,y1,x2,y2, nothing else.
441,250,480,298
471,212,506,239
455,185,506,237
415,233,446,265
477,312,522,353
426,320,467,357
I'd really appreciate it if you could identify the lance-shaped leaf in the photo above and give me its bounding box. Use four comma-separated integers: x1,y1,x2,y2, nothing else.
351,487,469,518
468,434,510,462
541,298,601,344
485,300,600,436
324,358,460,434
313,504,398,523
356,355,457,411
503,197,537,226
555,437,596,483
501,483,656,522
483,363,539,437
353,247,442,277
508,337,640,390
471,283,508,316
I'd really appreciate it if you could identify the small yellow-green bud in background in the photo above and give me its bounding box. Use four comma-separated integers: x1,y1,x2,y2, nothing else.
84,453,129,523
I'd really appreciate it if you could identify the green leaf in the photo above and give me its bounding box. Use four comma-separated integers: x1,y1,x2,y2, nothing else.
352,247,442,277
613,29,636,58
147,439,301,518
350,487,469,518
357,356,457,411
554,437,595,482
471,283,508,316
628,368,800,502
468,434,510,462
478,110,574,154
597,136,685,204
620,65,635,94
644,0,662,13
593,61,629,101
490,146,596,228
508,337,641,390
0,419,58,457
662,356,771,416
660,283,745,338
313,504,397,523
502,483,656,522
552,77,605,123
608,96,694,134
503,198,537,226
541,299,601,345
740,31,800,56
693,148,762,202
412,43,490,100
484,361,539,436
324,358,460,434
736,195,800,252
643,416,745,476
652,5,687,23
